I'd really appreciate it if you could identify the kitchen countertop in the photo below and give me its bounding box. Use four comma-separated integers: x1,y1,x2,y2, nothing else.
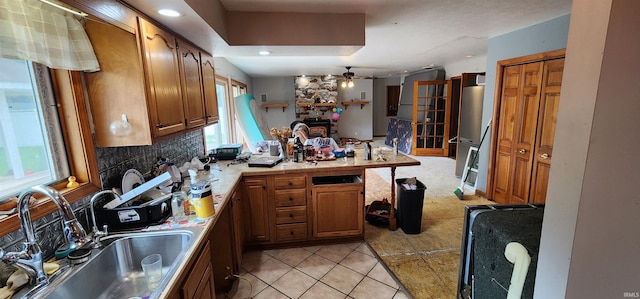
159,148,420,298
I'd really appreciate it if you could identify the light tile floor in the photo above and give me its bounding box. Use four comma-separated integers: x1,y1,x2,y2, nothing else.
221,242,410,299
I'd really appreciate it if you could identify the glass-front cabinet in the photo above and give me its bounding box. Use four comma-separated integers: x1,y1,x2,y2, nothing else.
412,80,451,156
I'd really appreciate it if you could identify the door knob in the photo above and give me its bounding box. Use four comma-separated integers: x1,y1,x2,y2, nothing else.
540,153,550,159
518,149,526,154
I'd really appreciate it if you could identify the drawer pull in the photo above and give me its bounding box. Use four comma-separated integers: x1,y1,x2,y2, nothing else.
288,182,293,186
289,197,293,201
290,231,294,235
289,213,294,218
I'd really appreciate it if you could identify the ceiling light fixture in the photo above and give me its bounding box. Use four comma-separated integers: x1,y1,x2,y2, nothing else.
158,9,181,17
258,50,271,56
341,66,355,88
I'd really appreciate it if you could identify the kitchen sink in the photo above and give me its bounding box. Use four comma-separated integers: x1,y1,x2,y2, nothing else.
26,230,196,299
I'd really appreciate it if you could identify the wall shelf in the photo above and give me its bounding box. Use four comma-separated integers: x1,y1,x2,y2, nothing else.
261,103,289,112
341,101,370,109
297,103,337,108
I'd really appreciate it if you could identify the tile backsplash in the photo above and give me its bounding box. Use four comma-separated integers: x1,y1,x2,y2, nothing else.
0,130,205,260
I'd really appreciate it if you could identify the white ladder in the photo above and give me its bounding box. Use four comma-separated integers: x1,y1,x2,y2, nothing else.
461,146,479,192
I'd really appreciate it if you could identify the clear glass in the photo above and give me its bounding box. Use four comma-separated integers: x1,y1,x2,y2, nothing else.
0,58,69,199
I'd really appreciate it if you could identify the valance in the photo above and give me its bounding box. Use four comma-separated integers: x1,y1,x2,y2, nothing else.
0,0,99,71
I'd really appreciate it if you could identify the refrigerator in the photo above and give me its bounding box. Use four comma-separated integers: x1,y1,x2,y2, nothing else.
455,86,484,178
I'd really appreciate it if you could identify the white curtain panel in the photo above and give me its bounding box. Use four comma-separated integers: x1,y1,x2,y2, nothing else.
0,0,99,71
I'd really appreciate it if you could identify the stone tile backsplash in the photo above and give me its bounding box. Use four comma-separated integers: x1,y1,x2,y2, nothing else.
0,130,205,259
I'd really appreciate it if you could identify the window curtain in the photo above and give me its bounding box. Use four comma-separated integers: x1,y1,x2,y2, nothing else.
0,0,99,71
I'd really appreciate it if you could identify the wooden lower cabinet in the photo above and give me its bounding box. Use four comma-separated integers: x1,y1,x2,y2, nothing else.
230,187,244,266
241,171,366,246
242,178,270,243
311,172,364,238
181,241,215,299
210,200,236,293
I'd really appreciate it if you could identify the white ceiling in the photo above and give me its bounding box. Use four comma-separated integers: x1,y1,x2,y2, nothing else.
123,0,572,78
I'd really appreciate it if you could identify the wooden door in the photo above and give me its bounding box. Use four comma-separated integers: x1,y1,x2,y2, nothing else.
178,40,206,129
312,184,363,238
529,58,565,204
201,52,219,124
492,62,544,204
138,18,185,137
412,80,452,156
242,178,270,242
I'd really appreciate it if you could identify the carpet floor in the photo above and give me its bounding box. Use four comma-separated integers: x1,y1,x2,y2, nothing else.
364,167,493,299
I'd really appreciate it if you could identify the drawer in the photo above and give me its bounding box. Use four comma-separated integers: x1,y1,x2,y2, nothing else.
274,175,306,190
276,206,307,224
276,223,307,241
274,189,306,207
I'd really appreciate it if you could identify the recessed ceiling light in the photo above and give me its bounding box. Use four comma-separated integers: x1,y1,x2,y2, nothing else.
465,54,474,58
158,9,181,17
258,50,271,56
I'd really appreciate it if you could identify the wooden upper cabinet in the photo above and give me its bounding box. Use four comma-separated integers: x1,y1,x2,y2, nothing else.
200,52,220,124
177,40,207,129
84,19,154,147
138,17,185,137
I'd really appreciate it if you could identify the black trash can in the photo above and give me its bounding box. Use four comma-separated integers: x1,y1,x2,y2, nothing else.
396,178,427,234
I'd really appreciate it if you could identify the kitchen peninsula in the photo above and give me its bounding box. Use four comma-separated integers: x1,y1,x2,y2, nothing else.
161,149,420,298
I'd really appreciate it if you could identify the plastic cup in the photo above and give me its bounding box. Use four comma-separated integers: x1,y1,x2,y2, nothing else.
141,254,162,290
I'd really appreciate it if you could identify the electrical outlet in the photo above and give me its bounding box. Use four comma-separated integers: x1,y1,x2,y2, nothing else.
261,94,267,102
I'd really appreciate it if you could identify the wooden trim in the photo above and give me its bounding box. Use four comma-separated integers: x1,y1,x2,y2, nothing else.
475,189,488,199
485,49,566,200
0,70,100,236
231,79,247,89
498,49,566,66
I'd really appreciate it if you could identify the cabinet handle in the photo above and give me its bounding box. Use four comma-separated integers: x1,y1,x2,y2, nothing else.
156,123,164,128
540,153,550,159
518,149,526,154
290,231,294,235
289,213,294,218
289,197,293,201
288,182,293,186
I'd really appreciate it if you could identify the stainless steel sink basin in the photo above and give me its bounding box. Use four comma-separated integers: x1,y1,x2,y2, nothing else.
29,230,195,299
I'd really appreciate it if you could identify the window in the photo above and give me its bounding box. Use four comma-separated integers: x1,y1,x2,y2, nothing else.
204,77,231,151
0,58,70,199
231,80,247,145
203,76,248,151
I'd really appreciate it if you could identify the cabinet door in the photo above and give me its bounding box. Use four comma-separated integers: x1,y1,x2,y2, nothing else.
138,17,185,137
192,263,215,299
412,80,452,156
182,241,214,299
200,52,219,124
529,58,564,204
84,19,153,147
312,184,363,238
242,178,270,242
492,62,543,204
178,40,206,129
231,189,244,267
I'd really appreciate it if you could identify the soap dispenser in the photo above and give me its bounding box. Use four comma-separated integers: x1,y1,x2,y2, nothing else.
187,169,215,219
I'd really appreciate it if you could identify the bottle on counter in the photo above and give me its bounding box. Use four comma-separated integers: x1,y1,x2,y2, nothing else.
364,142,372,160
393,138,399,156
293,144,299,162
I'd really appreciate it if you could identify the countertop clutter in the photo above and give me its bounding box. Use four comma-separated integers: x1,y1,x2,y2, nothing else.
6,147,418,299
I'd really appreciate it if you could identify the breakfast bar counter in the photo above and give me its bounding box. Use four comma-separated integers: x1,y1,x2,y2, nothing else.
159,148,420,298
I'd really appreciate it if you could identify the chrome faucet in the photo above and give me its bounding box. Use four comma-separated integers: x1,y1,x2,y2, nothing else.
0,185,89,286
89,190,118,248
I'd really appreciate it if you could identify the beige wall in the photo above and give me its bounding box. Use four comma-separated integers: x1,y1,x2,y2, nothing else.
536,0,640,297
